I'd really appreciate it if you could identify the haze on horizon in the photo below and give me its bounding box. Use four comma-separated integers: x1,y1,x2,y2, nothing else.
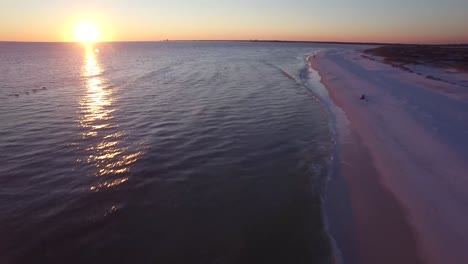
1,0,467,44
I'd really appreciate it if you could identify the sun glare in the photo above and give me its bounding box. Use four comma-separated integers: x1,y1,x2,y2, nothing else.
75,22,100,43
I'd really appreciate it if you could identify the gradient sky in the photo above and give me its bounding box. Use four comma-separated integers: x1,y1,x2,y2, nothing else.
1,0,467,43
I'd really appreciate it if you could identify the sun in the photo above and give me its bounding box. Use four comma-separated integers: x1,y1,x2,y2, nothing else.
75,22,100,43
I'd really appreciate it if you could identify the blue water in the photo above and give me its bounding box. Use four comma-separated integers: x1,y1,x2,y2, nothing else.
1,41,339,263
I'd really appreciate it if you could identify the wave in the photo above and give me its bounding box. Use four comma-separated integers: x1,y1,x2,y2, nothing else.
300,53,345,264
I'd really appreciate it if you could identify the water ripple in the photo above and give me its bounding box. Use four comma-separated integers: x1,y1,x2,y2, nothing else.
0,42,335,264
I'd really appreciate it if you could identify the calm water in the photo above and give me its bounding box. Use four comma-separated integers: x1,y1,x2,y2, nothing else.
1,41,336,263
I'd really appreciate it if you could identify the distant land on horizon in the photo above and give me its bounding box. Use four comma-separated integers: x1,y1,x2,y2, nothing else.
1,40,468,46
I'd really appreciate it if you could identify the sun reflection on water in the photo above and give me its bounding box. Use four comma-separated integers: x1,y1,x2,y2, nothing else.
79,46,141,191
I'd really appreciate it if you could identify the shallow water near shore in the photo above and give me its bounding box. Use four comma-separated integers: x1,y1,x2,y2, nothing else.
0,41,356,263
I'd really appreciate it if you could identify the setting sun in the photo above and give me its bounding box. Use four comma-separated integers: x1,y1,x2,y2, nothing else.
75,22,100,43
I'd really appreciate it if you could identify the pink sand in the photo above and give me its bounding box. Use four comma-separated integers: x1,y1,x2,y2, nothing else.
310,49,468,264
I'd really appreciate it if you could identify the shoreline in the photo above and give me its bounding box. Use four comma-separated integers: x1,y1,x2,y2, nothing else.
309,53,424,264
309,49,468,263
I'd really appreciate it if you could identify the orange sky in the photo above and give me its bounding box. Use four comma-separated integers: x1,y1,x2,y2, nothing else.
1,0,467,44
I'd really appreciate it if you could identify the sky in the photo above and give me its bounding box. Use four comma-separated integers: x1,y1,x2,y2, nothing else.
1,0,467,44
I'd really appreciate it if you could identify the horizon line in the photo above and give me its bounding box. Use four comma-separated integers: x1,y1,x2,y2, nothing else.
1,39,467,46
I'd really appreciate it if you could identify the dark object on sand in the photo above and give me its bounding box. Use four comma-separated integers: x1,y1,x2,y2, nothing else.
360,94,366,100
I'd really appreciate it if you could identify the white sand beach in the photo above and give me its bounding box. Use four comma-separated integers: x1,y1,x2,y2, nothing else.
310,48,468,264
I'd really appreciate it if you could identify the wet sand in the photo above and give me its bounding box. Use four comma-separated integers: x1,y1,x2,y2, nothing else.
339,130,424,264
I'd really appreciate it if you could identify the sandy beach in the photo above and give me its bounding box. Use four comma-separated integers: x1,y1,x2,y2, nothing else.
310,48,468,264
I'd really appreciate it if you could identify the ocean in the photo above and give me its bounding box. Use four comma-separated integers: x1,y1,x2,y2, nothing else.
1,41,343,264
